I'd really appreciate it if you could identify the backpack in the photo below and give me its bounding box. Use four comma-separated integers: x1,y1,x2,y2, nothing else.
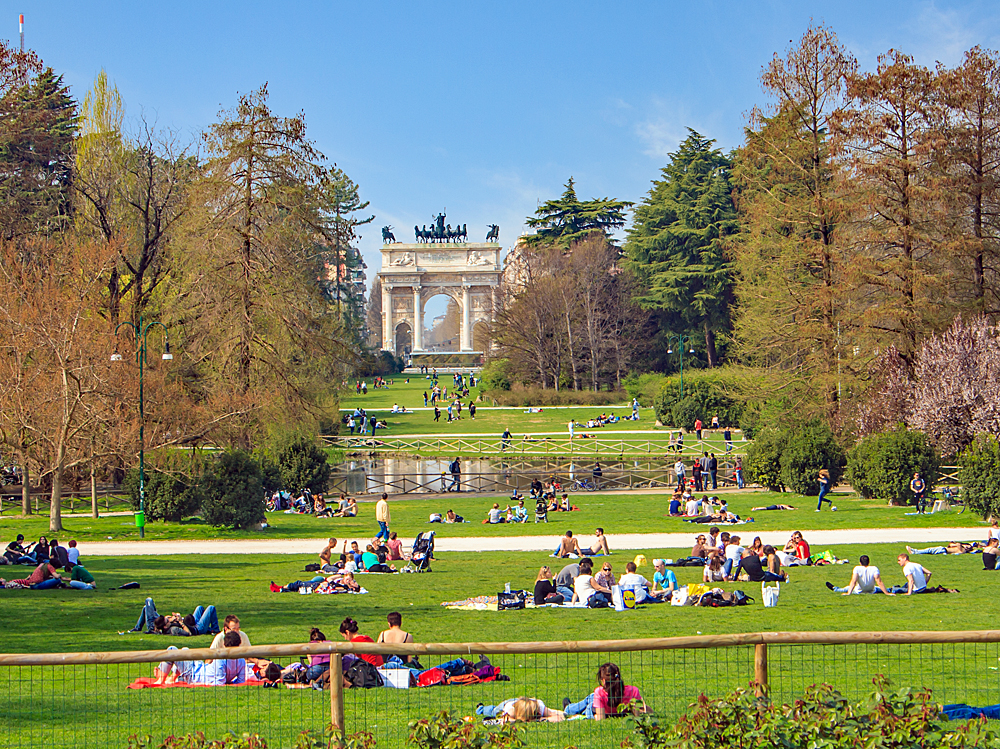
345,659,384,689
732,590,754,606
304,563,321,572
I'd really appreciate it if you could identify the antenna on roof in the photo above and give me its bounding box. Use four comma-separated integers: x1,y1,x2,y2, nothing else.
18,14,26,86
19,14,24,54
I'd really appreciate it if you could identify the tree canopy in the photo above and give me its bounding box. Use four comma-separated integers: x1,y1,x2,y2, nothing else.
524,177,632,247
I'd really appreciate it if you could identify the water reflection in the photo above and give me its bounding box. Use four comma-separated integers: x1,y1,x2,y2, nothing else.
328,457,702,494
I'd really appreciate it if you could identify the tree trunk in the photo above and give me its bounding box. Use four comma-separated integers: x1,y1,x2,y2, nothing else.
91,464,99,519
704,322,718,368
20,458,30,516
49,466,63,532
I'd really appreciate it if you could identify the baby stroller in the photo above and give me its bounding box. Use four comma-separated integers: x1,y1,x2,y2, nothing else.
403,531,435,573
535,497,548,523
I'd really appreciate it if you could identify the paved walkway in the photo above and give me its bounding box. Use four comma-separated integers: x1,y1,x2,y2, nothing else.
78,526,987,557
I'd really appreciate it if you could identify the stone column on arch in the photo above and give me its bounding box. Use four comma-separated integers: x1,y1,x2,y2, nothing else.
412,286,422,351
381,283,392,352
461,284,471,351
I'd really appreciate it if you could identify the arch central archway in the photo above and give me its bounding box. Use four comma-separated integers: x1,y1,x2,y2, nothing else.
394,322,412,359
378,241,502,364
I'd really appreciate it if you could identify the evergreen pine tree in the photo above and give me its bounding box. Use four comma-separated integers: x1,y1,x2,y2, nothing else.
525,177,632,247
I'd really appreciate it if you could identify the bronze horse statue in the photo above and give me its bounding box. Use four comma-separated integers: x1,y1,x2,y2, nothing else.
382,226,396,244
486,224,500,243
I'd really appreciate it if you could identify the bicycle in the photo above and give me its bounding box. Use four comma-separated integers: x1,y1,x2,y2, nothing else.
940,486,966,514
572,478,597,492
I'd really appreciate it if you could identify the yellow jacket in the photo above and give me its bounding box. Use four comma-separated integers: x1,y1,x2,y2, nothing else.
376,499,390,523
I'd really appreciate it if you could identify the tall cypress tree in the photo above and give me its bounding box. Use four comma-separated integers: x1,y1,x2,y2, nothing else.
624,130,737,367
0,67,78,239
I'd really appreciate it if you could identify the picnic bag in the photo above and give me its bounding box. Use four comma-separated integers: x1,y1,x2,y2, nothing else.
303,563,321,572
416,667,447,687
498,591,526,610
732,590,754,606
762,581,780,608
611,585,636,611
670,585,690,606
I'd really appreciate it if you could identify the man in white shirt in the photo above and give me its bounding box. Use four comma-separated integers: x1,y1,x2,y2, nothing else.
685,494,698,516
894,554,931,595
723,536,744,578
210,615,251,650
826,555,893,595
617,561,667,602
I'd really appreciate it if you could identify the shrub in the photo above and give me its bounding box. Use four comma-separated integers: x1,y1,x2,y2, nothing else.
653,374,742,428
199,450,265,530
486,385,624,407
744,427,788,492
779,420,846,495
847,426,939,505
959,434,1000,519
408,711,523,749
123,467,204,522
623,677,1000,749
269,433,331,495
478,358,513,391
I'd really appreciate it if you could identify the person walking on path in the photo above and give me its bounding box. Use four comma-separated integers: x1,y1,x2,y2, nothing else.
447,457,461,492
816,469,832,511
568,420,575,441
375,494,391,542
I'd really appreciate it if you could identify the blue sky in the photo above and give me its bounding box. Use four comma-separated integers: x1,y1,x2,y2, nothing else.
5,1,1000,320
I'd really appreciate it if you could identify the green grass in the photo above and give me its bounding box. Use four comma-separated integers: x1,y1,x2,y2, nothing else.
3,545,998,748
0,490,986,543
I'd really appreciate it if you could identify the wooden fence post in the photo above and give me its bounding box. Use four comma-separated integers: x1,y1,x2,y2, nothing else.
330,653,345,745
754,643,768,694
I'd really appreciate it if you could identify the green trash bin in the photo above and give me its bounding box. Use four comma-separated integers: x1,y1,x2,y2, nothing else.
135,511,146,528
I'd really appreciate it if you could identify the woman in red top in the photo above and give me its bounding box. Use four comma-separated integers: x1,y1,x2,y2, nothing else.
340,617,384,666
794,532,811,562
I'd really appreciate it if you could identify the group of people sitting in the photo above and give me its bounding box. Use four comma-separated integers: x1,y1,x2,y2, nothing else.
536,558,674,607
691,533,789,584
271,490,358,519
485,501,528,524
554,529,612,557
477,661,649,722
825,553,935,595
0,535,95,590
669,492,745,525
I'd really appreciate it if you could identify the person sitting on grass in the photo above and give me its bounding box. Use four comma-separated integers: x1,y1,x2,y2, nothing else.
534,565,564,605
476,697,565,723
376,611,416,663
486,503,506,524
556,531,582,557
730,547,786,583
562,662,650,719
361,544,396,573
333,495,357,518
751,503,797,511
512,500,528,523
3,560,63,589
595,561,616,590
651,559,677,599
890,553,932,595
211,615,250,649
386,532,404,561
826,555,893,595
617,560,666,603
319,538,339,569
68,564,95,590
981,538,1000,570
554,562,579,600
573,558,612,606
668,492,684,517
702,556,726,583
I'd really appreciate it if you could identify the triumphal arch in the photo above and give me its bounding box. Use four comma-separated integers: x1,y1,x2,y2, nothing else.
378,215,502,364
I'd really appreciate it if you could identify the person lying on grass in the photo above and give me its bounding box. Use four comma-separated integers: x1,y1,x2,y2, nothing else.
826,554,893,595
2,561,63,589
271,571,360,593
905,542,984,555
563,662,650,719
751,503,797,511
476,697,566,723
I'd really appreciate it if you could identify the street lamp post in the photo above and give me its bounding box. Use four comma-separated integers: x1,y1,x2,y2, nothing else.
667,334,695,397
112,315,172,539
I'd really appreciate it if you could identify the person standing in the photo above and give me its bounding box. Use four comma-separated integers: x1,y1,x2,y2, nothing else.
816,469,832,511
632,398,639,419
734,456,744,489
501,427,512,451
375,493,391,542
694,418,703,441
723,428,733,453
568,420,575,441
448,457,461,492
692,461,703,492
433,407,441,422
709,454,718,490
347,416,356,435
423,391,428,406
674,459,686,489
469,402,476,420
910,473,927,514
592,462,603,489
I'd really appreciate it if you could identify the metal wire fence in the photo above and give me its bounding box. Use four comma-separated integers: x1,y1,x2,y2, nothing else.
1,631,998,749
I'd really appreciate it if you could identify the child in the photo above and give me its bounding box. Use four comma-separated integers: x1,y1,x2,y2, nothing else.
563,662,649,720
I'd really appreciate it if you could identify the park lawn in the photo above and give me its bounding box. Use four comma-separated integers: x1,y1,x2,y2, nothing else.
3,546,994,749
0,491,987,544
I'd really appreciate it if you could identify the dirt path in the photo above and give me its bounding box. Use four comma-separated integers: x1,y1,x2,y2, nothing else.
78,526,987,557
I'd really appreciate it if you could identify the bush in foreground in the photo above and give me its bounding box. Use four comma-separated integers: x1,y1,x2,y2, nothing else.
623,677,1000,749
959,433,1000,519
847,426,939,505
